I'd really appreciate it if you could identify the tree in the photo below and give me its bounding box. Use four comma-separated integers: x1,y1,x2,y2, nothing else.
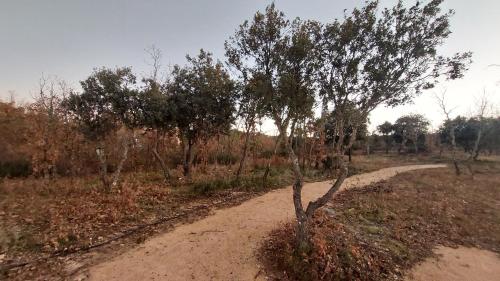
169,49,237,178
235,76,267,180
225,4,295,185
435,90,461,174
469,94,491,161
393,114,430,154
64,67,139,189
324,104,368,165
226,4,322,245
377,121,394,154
284,0,470,246
139,46,175,182
480,117,500,155
139,79,174,182
312,0,470,245
227,0,472,247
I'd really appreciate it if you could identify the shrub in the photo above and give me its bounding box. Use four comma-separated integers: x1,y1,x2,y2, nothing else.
0,160,32,178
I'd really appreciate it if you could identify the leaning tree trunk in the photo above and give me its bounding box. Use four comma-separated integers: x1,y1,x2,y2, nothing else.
152,131,171,182
236,123,252,180
95,142,110,190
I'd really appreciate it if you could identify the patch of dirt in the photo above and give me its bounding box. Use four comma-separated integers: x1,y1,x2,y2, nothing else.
260,162,500,280
407,246,500,281
83,164,444,281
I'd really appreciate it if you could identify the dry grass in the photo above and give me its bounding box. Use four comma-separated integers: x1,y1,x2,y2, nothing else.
260,160,500,281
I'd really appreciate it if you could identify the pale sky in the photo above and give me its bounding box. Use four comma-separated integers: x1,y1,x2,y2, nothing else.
1,0,499,133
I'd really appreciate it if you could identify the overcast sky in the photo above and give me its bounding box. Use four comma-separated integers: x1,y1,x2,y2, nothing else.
1,0,499,133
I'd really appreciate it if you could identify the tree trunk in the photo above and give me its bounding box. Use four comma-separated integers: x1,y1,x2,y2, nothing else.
262,134,282,185
399,137,407,154
95,143,110,190
348,148,352,162
183,138,194,178
152,131,170,182
307,137,315,169
236,124,252,180
289,120,356,248
470,124,483,162
278,121,309,247
473,150,480,161
111,132,131,188
449,125,461,175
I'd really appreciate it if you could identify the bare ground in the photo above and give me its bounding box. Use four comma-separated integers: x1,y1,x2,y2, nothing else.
81,164,445,281
407,246,500,281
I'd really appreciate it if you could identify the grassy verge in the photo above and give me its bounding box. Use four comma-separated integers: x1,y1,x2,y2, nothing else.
260,160,500,281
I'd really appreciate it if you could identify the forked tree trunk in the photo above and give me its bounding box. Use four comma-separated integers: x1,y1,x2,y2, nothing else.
236,124,252,180
285,119,356,248
152,131,171,182
95,143,110,190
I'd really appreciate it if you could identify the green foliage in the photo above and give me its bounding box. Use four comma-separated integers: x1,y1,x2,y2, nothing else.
138,79,174,132
440,116,500,153
318,0,471,153
63,67,139,141
393,114,430,148
225,4,319,132
169,49,237,143
377,122,394,136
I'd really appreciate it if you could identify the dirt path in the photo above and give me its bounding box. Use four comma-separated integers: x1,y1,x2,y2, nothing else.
407,246,500,281
85,164,445,281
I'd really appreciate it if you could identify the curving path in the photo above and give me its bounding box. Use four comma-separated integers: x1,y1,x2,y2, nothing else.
86,164,445,281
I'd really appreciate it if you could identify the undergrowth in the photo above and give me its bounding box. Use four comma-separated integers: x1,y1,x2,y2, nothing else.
260,161,500,280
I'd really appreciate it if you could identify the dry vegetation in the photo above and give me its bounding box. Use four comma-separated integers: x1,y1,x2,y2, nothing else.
0,165,321,279
0,154,441,279
260,160,500,280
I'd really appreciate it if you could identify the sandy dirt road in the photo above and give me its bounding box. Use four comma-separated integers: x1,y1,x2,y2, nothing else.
407,246,500,281
85,164,445,281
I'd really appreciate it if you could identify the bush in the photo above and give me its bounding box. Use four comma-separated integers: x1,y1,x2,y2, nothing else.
191,178,235,195
0,160,32,178
208,152,239,165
